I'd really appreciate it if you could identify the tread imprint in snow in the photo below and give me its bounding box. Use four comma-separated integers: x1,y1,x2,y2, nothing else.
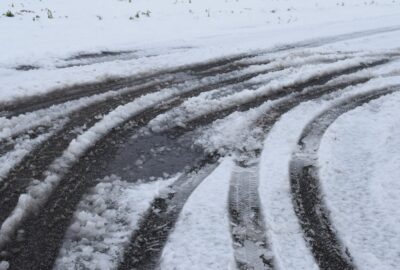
290,88,399,270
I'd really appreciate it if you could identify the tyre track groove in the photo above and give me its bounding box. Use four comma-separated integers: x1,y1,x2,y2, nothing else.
226,66,379,270
0,54,255,116
117,162,219,270
289,88,399,270
229,161,274,270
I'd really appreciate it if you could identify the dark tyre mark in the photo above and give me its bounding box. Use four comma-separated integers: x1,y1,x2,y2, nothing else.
117,162,219,270
175,59,387,133
1,106,213,270
14,65,39,71
67,50,136,61
226,67,378,270
6,23,399,116
229,162,274,270
0,58,277,227
0,53,254,116
289,88,399,270
0,60,282,269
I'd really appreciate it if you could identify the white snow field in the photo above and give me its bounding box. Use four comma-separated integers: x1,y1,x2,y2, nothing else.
1,0,400,270
0,0,400,102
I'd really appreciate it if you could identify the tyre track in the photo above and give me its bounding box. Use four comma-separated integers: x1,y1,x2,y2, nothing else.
159,59,387,133
0,54,254,116
1,56,304,269
0,54,392,269
117,162,219,270
0,57,283,228
229,161,274,270
289,88,399,270
2,50,342,118
0,57,292,268
226,65,380,270
116,59,385,270
0,125,54,158
4,24,400,116
0,53,355,189
115,62,381,269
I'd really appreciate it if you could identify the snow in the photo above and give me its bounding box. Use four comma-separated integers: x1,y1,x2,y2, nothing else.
0,261,9,270
160,157,236,270
1,0,400,103
318,91,400,270
0,0,400,268
54,174,177,270
195,102,268,155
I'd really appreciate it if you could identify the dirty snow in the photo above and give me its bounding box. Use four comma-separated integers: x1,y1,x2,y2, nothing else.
54,175,177,270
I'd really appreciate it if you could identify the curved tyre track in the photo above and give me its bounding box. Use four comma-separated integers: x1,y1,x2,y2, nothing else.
1,53,312,268
289,88,399,270
226,65,379,270
117,163,219,270
229,162,274,270
0,56,285,227
1,55,386,269
116,58,385,270
0,53,255,116
0,42,397,270
4,24,400,117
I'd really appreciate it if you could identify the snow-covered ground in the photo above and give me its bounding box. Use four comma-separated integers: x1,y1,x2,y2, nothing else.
1,1,400,270
1,0,400,102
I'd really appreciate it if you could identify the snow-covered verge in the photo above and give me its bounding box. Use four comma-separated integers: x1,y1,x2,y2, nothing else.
160,158,235,270
318,91,400,270
54,174,177,270
1,0,400,103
